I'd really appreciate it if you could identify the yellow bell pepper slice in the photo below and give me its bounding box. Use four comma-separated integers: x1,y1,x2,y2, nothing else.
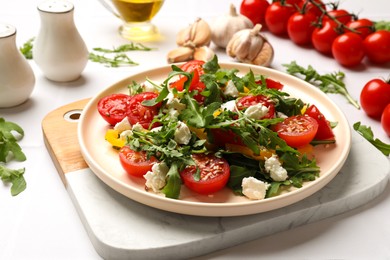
105,129,125,148
225,143,275,161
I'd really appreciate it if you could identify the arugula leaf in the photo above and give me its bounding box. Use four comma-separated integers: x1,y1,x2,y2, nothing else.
203,55,220,73
19,37,35,59
161,162,182,199
374,21,390,31
353,122,390,156
0,118,26,162
283,61,360,109
88,53,138,67
227,165,257,193
0,164,26,196
92,42,155,53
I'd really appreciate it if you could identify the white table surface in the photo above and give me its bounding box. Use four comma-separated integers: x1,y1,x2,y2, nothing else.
1,0,389,259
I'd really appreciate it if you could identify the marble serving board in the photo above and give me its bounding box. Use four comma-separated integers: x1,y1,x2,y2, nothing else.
42,99,390,260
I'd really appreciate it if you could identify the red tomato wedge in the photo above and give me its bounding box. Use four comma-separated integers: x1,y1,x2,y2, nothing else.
127,92,161,129
274,115,319,148
180,154,230,195
237,95,275,119
97,93,132,125
119,146,157,177
305,105,335,140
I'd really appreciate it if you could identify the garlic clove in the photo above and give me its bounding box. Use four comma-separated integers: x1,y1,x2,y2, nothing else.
193,46,215,62
251,41,274,67
176,18,212,48
167,46,194,63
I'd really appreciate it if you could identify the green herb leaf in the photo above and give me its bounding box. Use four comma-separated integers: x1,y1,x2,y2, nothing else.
0,164,26,196
283,61,360,109
93,42,155,53
19,37,34,59
0,118,26,162
353,122,390,156
161,162,181,199
374,20,390,31
88,53,138,67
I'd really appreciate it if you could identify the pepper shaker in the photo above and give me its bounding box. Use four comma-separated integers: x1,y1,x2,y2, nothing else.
33,0,88,82
0,23,35,108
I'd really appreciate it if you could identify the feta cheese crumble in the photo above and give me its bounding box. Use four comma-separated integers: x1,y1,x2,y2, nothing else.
244,103,269,120
223,80,239,98
265,154,288,181
221,100,237,112
242,177,270,200
174,121,192,145
144,162,169,193
114,117,131,133
142,80,156,92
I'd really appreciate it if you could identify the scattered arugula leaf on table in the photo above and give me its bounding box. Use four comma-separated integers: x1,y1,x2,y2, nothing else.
0,118,27,196
92,42,155,53
88,53,139,67
353,122,390,156
374,20,390,31
283,61,360,109
19,37,35,59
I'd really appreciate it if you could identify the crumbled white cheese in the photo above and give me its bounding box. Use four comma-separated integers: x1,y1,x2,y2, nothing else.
119,130,133,141
144,162,169,193
276,111,288,119
150,126,163,132
114,117,131,133
223,80,239,98
165,93,186,119
244,103,269,120
142,80,156,92
265,154,288,181
221,100,237,112
132,122,145,132
242,177,270,200
174,121,192,145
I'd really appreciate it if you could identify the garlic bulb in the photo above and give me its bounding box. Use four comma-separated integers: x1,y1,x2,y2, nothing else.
176,18,212,48
211,4,253,49
226,24,274,67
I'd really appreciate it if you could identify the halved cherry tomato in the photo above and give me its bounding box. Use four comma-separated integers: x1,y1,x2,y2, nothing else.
97,93,132,125
265,78,284,90
180,153,230,194
237,95,275,119
304,104,335,140
274,115,319,148
127,92,161,129
119,146,157,177
210,128,244,147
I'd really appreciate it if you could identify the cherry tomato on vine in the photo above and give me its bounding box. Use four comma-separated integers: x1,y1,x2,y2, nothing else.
304,105,335,140
298,0,326,18
180,153,230,195
346,18,374,39
97,93,132,125
311,20,341,55
381,104,390,137
363,30,390,64
239,0,270,25
360,78,390,119
274,115,319,148
287,11,318,45
323,9,353,25
332,32,365,67
265,2,296,35
127,92,162,129
119,146,158,177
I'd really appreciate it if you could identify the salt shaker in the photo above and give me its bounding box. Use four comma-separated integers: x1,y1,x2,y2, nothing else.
0,23,35,108
33,0,88,82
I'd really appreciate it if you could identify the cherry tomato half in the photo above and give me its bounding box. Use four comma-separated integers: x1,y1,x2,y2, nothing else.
255,78,284,90
332,32,365,67
360,78,390,119
304,104,335,140
239,0,270,25
97,93,132,125
381,104,390,137
363,30,390,64
237,95,275,119
265,2,296,35
274,115,319,148
127,92,161,129
119,146,157,177
180,153,230,195
287,11,318,45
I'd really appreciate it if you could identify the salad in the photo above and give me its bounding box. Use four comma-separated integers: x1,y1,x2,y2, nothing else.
97,56,336,201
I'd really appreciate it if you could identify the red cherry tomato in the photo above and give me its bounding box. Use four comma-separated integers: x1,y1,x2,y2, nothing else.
304,105,335,140
119,146,157,177
236,95,275,119
298,0,326,17
180,153,230,195
381,104,390,137
360,78,390,119
97,93,132,125
323,9,353,24
274,115,319,148
363,30,390,64
346,18,374,39
127,92,161,129
287,11,318,45
332,32,365,67
255,78,284,90
239,0,270,25
265,2,296,35
210,128,244,147
311,20,341,55
170,60,206,103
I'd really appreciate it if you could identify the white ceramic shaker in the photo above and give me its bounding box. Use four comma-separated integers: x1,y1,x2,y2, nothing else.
33,0,88,82
0,23,35,108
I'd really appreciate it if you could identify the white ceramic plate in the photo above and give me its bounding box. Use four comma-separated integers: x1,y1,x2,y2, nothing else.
78,63,351,217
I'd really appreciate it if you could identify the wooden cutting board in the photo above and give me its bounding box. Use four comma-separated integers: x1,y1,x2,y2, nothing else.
42,99,390,260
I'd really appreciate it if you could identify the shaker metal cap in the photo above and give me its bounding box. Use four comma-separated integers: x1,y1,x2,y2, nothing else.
37,0,74,13
0,23,16,38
